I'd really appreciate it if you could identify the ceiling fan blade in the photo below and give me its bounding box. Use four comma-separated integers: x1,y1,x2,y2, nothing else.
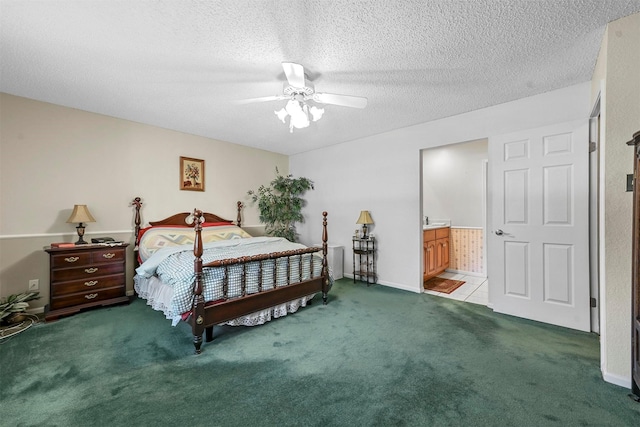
234,95,289,105
282,62,306,88
312,92,368,109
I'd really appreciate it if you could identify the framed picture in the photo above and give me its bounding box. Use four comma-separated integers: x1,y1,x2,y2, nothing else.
180,156,205,191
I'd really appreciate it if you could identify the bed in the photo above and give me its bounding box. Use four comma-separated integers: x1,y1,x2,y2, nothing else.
131,197,330,353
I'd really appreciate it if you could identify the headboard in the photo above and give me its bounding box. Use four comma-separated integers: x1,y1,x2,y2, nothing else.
130,197,243,250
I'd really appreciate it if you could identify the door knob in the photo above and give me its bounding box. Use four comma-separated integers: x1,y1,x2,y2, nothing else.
495,229,504,236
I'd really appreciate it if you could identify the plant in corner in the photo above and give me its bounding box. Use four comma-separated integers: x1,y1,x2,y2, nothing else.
247,168,314,242
0,292,40,325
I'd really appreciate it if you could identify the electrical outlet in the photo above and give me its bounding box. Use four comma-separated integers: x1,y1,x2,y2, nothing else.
28,279,39,291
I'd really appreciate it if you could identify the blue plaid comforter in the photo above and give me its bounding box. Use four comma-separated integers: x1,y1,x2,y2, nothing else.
135,237,323,316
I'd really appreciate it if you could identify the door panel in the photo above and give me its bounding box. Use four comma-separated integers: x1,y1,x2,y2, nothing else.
488,120,590,331
505,169,529,224
504,241,529,297
543,243,572,304
543,165,572,225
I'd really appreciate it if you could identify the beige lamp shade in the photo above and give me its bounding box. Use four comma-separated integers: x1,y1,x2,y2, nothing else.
356,210,374,225
66,205,96,224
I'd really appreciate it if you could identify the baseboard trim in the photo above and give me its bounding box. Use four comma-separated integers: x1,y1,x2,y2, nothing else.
445,268,486,278
602,369,632,389
342,274,420,293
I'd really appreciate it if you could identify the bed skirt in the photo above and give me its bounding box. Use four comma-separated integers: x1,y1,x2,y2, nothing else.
133,275,315,327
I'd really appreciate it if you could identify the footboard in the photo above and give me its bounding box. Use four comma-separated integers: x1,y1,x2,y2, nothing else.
190,209,329,354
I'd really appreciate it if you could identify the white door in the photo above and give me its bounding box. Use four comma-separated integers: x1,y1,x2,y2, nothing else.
488,120,590,331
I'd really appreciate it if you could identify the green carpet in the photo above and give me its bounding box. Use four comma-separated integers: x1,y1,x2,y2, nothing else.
1,279,638,426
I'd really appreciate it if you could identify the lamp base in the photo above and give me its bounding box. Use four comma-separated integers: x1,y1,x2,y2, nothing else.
361,224,368,239
75,223,88,245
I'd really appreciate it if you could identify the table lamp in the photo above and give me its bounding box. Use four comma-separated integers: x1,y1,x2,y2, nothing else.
356,210,374,239
66,204,96,245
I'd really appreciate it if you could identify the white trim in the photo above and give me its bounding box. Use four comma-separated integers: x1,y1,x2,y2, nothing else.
0,230,132,240
601,369,632,389
595,81,609,383
589,91,601,335
482,159,488,279
445,268,486,278
342,274,420,294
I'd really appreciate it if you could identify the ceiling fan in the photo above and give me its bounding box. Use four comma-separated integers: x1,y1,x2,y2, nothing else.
236,62,368,132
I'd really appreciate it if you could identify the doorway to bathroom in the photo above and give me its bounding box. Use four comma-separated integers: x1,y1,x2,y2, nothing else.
421,138,488,306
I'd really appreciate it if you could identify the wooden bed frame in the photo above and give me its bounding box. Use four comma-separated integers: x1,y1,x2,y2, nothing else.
131,197,330,353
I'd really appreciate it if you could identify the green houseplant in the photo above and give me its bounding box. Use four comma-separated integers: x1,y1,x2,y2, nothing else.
0,292,40,325
247,169,314,242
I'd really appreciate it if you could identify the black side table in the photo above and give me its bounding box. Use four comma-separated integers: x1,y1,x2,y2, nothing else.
353,237,377,285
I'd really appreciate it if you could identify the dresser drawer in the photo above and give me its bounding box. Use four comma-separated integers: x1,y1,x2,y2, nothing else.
51,252,92,268
92,248,126,263
50,286,125,310
52,274,125,296
51,262,124,282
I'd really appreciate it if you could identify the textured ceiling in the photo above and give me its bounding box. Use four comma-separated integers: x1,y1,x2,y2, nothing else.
2,1,640,155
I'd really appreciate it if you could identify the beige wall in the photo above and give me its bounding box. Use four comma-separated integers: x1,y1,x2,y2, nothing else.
0,93,288,309
591,13,640,387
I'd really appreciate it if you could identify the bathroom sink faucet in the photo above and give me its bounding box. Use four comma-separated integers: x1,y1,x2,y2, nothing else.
424,216,429,225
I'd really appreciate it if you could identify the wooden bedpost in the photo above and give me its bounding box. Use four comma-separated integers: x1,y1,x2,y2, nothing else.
322,211,329,305
131,197,143,268
236,201,243,228
191,209,205,354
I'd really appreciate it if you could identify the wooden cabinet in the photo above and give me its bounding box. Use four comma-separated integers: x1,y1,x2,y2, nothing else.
45,244,130,320
628,130,640,399
423,227,450,282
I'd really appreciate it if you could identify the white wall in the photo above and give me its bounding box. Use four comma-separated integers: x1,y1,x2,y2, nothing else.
0,93,288,306
422,139,487,227
291,82,591,294
591,13,639,388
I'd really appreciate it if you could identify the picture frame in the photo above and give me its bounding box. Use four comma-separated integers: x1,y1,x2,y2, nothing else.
180,156,205,191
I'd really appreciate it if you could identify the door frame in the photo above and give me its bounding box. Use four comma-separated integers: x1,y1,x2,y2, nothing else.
419,140,489,289
589,94,601,334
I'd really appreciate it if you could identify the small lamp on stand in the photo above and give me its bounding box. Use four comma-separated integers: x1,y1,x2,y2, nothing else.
356,210,374,239
66,205,96,245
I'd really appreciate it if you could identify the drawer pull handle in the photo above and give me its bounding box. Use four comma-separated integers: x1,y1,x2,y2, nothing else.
64,256,80,263
84,280,98,287
102,253,115,259
84,268,98,274
85,293,98,300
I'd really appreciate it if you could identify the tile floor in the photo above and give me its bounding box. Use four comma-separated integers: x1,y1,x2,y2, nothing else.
424,271,489,306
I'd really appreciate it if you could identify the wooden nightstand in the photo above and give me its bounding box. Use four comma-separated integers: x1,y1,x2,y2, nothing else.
44,244,130,321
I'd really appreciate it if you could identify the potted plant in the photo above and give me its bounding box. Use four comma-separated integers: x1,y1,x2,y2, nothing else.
0,292,40,325
247,168,314,242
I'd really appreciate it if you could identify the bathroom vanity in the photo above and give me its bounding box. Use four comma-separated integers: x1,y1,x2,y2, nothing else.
423,225,450,282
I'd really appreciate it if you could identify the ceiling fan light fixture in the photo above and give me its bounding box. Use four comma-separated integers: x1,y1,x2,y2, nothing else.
309,106,324,122
274,107,288,123
244,62,367,133
290,103,310,130
275,99,319,133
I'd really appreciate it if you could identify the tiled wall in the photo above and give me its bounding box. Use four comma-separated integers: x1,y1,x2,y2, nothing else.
449,227,484,275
